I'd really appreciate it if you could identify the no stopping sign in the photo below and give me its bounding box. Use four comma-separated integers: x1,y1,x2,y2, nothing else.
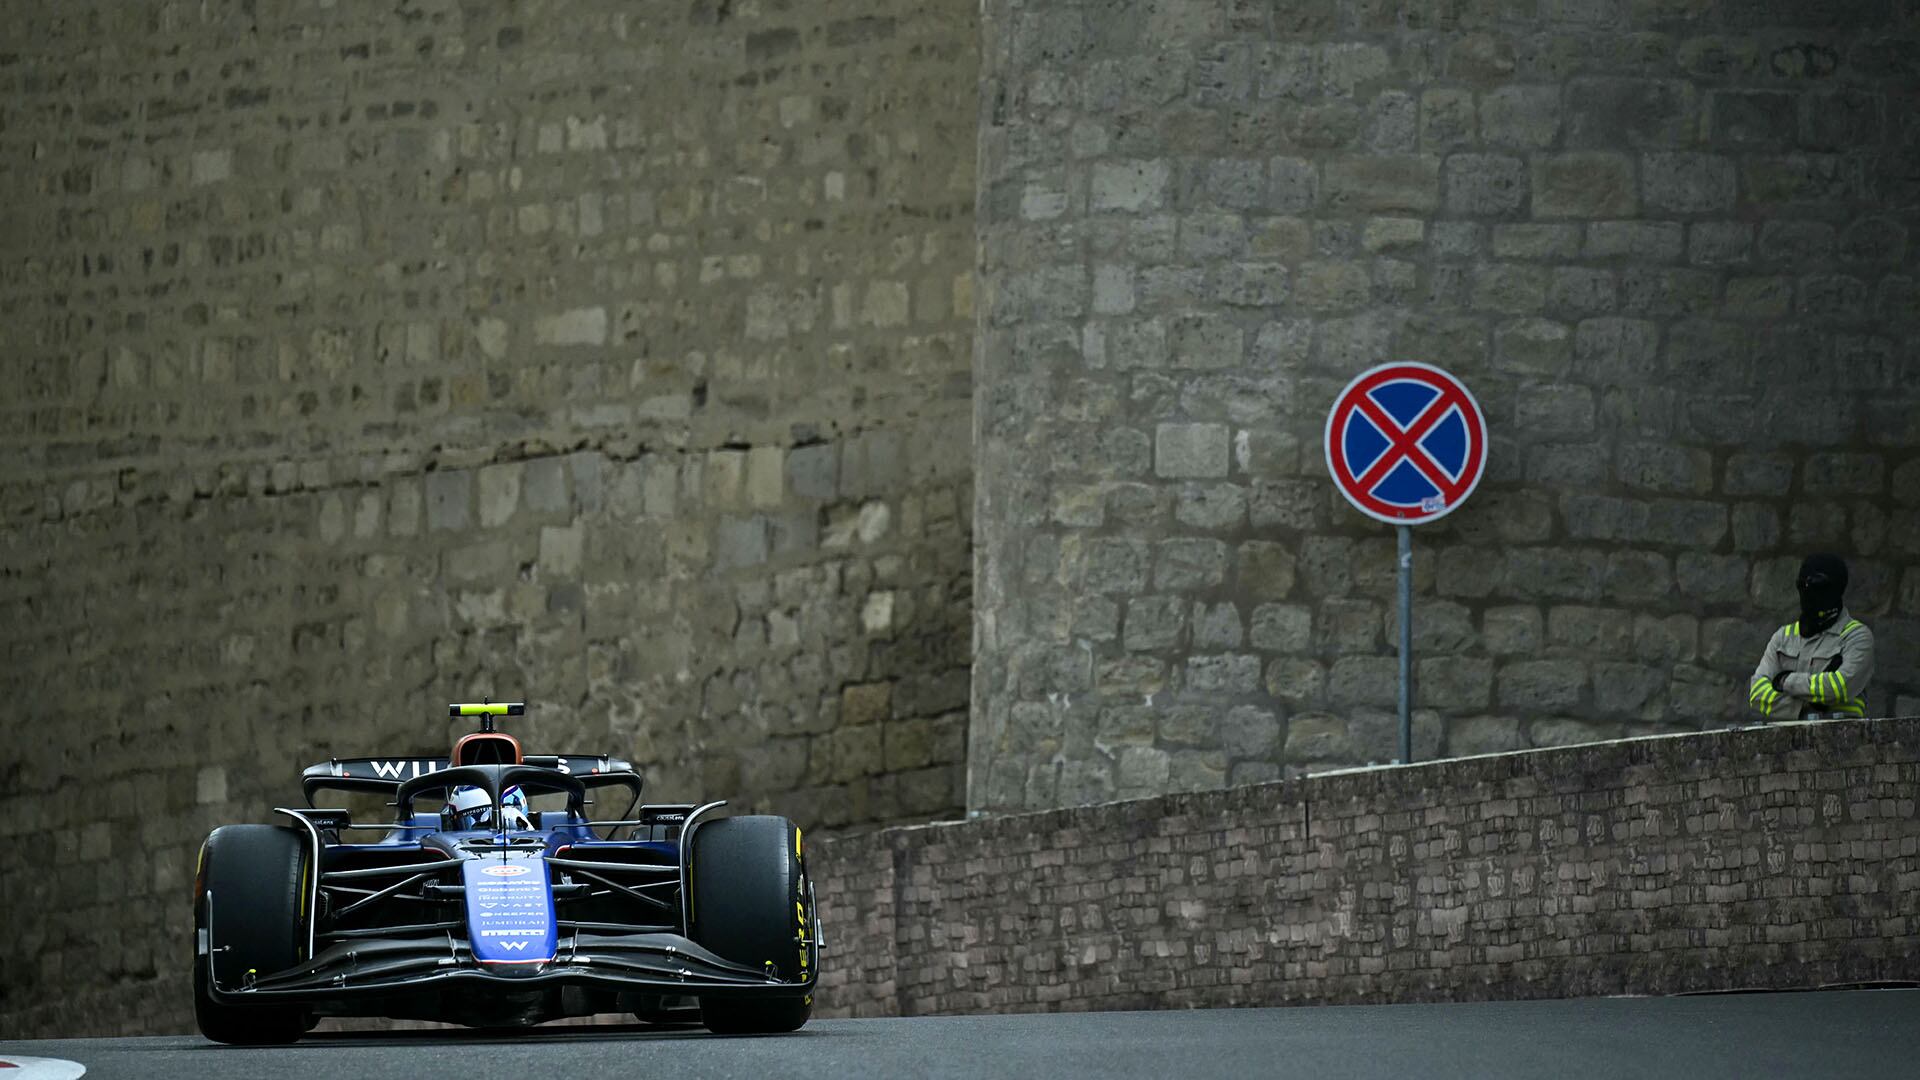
1324,362,1486,525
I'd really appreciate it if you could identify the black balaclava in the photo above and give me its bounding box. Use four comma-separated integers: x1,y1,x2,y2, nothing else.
1797,553,1848,636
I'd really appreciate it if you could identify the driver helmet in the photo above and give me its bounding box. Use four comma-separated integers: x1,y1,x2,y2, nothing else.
446,784,532,831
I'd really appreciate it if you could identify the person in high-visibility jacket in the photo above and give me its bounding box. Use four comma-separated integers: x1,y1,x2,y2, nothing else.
1749,553,1875,720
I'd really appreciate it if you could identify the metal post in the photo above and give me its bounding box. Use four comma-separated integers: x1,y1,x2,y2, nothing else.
1397,524,1413,764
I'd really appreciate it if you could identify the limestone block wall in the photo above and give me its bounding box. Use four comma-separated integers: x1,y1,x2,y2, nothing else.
970,0,1920,812
0,0,976,1036
817,718,1920,1017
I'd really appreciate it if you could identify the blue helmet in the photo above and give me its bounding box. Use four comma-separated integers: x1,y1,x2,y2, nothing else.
446,784,531,831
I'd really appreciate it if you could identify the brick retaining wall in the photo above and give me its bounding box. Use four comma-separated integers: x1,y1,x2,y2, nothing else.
814,717,1920,1016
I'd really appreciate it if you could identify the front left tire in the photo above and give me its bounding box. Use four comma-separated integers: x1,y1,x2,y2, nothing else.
192,824,311,1045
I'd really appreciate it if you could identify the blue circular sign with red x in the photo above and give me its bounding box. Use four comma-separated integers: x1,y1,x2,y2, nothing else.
1324,362,1487,525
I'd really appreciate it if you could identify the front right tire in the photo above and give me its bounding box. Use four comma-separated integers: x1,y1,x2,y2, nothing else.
687,815,814,1034
192,824,311,1045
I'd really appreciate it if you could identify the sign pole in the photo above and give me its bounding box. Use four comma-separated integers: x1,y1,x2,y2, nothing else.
1323,362,1486,770
1397,524,1413,764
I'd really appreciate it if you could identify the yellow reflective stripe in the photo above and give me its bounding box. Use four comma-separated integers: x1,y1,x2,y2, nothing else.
1842,620,1862,637
1836,672,1848,700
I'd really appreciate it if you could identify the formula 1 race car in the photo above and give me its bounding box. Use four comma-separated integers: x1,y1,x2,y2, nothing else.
191,704,818,1043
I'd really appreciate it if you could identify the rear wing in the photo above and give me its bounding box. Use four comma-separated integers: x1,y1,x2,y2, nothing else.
301,754,639,804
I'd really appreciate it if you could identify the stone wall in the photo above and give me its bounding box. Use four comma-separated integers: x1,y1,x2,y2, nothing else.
0,0,976,1036
970,0,1920,812
816,717,1920,1016
7,0,1920,1042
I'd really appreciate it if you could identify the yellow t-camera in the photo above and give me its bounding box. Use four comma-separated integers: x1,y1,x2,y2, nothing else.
448,702,525,717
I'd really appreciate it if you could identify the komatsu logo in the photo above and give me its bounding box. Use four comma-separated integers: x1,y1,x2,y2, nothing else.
480,864,532,877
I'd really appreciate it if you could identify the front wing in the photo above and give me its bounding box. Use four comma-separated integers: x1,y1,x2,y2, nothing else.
201,890,820,1005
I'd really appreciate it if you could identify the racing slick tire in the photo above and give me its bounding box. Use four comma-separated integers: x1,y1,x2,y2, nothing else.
192,824,311,1045
687,815,813,1035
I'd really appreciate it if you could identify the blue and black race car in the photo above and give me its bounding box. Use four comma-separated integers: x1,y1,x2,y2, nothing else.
191,703,818,1043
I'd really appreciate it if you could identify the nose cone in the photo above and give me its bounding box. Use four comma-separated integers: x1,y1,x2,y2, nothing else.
463,856,557,971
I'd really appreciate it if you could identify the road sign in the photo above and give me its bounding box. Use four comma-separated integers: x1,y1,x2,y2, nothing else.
1322,362,1488,765
1324,362,1487,526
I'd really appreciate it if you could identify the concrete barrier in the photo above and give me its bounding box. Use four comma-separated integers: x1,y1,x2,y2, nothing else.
813,718,1920,1016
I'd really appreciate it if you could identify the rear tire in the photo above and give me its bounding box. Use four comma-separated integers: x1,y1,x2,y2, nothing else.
193,825,311,1045
687,815,813,1035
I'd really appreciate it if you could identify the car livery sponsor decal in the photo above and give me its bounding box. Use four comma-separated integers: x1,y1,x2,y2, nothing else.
369,758,447,779
328,755,611,781
462,858,556,965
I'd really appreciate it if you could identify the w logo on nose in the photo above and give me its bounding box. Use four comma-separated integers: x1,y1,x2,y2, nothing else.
499,940,529,951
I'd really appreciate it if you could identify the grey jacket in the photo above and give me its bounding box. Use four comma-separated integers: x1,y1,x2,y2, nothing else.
1748,608,1874,719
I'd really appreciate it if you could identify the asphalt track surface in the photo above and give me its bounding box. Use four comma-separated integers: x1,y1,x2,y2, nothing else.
6,990,1918,1079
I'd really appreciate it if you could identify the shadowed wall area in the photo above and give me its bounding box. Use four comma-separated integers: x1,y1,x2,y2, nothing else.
0,0,976,1035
